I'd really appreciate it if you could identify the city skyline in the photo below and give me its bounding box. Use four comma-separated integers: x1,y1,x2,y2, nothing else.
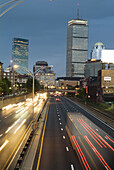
0,0,114,77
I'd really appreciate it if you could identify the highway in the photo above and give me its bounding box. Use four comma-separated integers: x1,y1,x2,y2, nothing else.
34,96,114,170
0,93,47,169
0,95,113,169
33,96,82,170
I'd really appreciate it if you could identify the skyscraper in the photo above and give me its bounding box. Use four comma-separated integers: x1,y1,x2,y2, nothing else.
66,14,88,77
12,38,29,74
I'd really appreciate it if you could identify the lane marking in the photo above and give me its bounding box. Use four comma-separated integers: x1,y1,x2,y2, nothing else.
66,147,69,151
59,118,61,120
0,134,3,137
61,128,63,131
71,164,74,170
63,136,65,139
37,102,50,170
60,122,62,125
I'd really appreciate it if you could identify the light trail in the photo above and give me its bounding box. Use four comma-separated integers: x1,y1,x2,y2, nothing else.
78,118,107,148
14,119,26,134
105,135,114,143
80,118,114,151
84,136,111,170
16,107,24,113
2,104,16,110
19,107,28,114
72,136,91,170
0,140,9,151
0,134,3,137
77,118,103,148
5,119,20,133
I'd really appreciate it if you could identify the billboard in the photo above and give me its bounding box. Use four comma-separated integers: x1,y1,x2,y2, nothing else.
101,50,114,63
104,77,111,81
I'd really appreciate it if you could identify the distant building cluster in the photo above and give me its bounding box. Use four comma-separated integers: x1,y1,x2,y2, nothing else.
33,61,55,89
84,42,114,102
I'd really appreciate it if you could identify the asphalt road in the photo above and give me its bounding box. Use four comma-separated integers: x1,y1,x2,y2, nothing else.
0,96,45,169
33,96,82,170
34,96,114,170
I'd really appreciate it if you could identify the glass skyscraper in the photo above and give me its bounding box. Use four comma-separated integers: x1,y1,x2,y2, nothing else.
66,19,88,77
12,38,29,74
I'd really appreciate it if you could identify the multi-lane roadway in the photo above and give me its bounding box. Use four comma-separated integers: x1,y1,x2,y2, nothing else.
0,95,113,170
33,96,114,170
0,93,47,169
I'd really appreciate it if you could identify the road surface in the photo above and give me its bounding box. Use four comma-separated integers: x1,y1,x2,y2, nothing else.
34,96,114,170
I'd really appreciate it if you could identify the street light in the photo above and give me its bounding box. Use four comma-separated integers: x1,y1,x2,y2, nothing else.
13,64,47,131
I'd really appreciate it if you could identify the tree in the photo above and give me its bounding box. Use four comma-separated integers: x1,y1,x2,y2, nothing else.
77,88,86,99
26,78,40,93
0,78,12,95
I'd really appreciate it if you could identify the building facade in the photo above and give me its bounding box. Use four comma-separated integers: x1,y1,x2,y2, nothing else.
12,38,29,74
66,19,88,77
17,74,28,84
85,60,114,78
56,77,83,90
98,70,114,101
85,42,114,78
3,66,18,88
33,61,55,89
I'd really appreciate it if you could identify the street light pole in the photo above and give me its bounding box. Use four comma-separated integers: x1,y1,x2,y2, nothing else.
32,72,35,131
13,64,47,131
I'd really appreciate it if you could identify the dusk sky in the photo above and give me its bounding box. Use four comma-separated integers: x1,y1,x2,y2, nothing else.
0,0,114,77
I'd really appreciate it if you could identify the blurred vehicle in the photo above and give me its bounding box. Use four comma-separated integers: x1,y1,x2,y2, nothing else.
56,98,60,101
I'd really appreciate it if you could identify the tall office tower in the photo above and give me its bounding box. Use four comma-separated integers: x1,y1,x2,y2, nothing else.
12,38,29,74
66,10,88,77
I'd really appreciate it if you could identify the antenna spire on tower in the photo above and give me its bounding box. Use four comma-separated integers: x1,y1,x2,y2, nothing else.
77,2,79,19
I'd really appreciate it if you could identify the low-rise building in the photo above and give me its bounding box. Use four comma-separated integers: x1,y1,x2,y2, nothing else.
3,65,18,88
98,70,114,102
33,61,55,89
86,70,114,102
56,77,83,90
17,74,28,84
85,60,114,78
